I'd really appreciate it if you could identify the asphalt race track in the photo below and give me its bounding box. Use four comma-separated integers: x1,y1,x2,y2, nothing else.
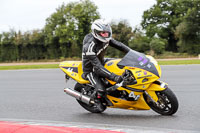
0,65,200,132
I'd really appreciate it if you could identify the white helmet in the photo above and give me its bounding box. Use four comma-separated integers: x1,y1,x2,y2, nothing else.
91,19,112,43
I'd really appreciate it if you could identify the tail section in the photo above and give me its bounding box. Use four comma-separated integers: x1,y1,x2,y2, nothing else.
59,61,89,84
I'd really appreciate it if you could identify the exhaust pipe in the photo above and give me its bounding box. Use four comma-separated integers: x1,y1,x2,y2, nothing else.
64,88,94,105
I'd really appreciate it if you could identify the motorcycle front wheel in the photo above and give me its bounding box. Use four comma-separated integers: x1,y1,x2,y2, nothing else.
144,87,179,115
74,83,107,113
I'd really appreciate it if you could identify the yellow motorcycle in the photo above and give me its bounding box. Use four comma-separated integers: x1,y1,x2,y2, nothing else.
59,50,178,115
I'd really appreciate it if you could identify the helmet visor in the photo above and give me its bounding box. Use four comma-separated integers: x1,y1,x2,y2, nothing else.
99,31,110,38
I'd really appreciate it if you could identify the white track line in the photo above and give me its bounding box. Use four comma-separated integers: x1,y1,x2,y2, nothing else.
0,118,198,133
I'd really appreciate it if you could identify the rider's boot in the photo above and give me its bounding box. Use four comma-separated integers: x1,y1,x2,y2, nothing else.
92,91,105,111
97,90,113,106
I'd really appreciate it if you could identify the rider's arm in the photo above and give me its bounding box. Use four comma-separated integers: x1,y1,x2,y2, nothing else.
83,42,121,82
83,42,112,78
109,39,131,54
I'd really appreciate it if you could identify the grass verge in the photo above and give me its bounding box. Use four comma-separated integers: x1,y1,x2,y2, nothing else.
0,64,59,70
158,59,200,65
0,59,200,70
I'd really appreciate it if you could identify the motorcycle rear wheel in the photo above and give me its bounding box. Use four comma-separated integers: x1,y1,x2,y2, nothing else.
74,83,107,113
144,87,179,115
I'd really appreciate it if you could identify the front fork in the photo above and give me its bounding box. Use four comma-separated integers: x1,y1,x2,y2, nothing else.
144,81,168,104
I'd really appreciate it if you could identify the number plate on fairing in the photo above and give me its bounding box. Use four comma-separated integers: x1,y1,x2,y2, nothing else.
129,91,140,101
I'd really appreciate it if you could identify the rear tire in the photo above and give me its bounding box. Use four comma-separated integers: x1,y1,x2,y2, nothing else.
74,83,106,113
144,87,178,115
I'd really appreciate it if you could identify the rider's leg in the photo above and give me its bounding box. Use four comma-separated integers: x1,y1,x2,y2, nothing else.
86,72,106,98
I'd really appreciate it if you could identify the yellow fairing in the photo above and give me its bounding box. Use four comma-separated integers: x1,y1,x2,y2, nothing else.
107,90,150,110
105,59,160,90
104,58,164,110
104,59,125,75
59,61,89,84
60,57,166,110
125,67,158,90
106,82,167,110
145,82,167,102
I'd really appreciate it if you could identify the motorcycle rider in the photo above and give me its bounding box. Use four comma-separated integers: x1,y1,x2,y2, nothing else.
82,19,131,100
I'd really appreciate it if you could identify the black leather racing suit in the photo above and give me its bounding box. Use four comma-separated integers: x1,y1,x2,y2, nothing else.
82,33,131,93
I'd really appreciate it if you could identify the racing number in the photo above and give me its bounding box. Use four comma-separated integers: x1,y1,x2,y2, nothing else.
129,92,136,98
129,91,140,100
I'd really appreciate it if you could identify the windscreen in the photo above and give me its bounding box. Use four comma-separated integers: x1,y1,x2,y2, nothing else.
117,50,159,77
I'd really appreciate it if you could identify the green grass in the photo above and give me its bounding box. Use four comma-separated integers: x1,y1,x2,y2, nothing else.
154,52,197,59
158,59,200,65
0,59,200,70
0,64,59,70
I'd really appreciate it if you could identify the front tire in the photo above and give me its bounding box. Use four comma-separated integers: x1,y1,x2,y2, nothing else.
144,87,179,115
74,83,106,113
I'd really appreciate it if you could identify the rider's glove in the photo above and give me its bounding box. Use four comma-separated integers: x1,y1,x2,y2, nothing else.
110,73,123,83
107,73,123,92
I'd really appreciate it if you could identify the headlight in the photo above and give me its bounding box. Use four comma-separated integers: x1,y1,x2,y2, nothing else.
146,55,158,65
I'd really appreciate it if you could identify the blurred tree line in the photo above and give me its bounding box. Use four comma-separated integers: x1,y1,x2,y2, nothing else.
0,0,199,62
141,0,200,54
